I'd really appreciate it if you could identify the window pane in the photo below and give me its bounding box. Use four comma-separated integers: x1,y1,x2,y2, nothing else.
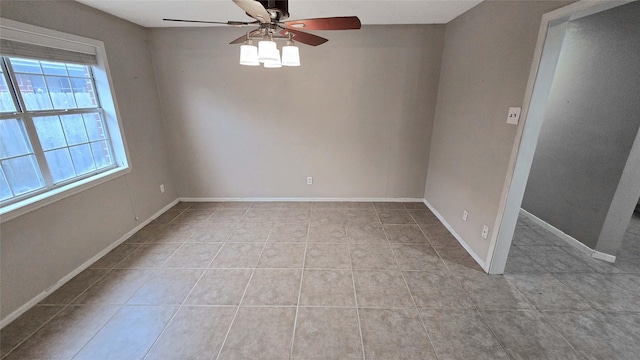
1,155,44,196
41,61,68,76
34,116,67,150
10,58,42,74
0,55,123,203
0,71,16,113
15,73,53,110
70,77,97,108
69,144,96,175
66,64,90,78
83,113,107,141
45,76,76,109
60,114,88,145
0,119,32,158
91,141,112,169
0,167,13,201
44,148,75,183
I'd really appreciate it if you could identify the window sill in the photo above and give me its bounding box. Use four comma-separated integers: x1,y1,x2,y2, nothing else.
0,166,130,223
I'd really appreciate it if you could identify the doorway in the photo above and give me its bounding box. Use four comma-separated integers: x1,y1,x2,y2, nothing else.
487,0,640,274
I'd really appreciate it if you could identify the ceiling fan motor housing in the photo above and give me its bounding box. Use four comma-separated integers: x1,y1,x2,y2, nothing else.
257,0,289,20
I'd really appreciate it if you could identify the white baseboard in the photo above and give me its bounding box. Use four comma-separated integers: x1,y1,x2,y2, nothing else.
422,199,488,272
0,198,179,329
591,251,616,263
179,197,425,203
520,209,616,263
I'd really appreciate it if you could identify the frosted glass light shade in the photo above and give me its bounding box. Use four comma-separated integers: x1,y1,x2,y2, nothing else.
263,51,282,68
239,44,259,66
281,45,300,66
258,41,279,63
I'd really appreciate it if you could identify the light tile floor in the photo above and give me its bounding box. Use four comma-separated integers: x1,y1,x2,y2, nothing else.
1,202,639,359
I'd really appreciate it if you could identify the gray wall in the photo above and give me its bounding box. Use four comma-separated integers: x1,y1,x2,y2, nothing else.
150,25,444,199
522,1,640,251
0,1,177,319
425,0,570,263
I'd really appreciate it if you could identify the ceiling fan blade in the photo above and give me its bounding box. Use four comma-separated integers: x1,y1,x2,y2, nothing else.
230,34,249,44
284,16,361,30
279,28,328,46
232,0,271,23
163,19,256,26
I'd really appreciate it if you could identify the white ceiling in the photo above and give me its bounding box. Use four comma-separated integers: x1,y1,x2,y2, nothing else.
76,0,483,28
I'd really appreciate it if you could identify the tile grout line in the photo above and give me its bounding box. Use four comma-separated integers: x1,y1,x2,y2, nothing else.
14,265,121,360
214,204,271,360
347,231,367,360
67,305,127,360
76,205,196,359
119,303,508,310
443,253,515,359
534,309,585,357
139,229,229,360
416,220,438,248
15,202,630,359
155,206,190,225
288,219,311,359
381,209,441,360
0,305,68,359
66,250,168,357
473,310,516,360
63,255,156,360
372,205,383,225
546,272,603,311
503,273,596,313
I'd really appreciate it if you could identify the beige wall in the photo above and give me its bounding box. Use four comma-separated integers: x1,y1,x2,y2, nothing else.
425,1,570,264
0,1,177,319
150,25,444,199
0,0,581,322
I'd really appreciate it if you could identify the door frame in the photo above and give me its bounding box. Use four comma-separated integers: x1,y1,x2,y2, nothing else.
486,0,633,274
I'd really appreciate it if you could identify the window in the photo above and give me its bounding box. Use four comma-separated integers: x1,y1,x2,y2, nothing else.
0,57,116,204
0,19,129,219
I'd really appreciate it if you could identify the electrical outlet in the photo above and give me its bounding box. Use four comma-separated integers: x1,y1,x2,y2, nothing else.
160,184,165,193
482,225,489,239
307,177,313,185
462,210,468,222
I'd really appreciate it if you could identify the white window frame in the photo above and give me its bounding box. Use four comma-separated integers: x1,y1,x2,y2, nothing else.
0,18,131,222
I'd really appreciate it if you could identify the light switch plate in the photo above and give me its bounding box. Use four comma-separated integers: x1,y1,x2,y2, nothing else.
507,107,521,125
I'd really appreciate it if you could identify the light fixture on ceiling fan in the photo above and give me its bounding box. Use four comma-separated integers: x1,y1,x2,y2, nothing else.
163,0,361,68
239,33,298,67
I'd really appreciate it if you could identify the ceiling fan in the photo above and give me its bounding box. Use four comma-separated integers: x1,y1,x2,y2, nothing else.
163,0,361,67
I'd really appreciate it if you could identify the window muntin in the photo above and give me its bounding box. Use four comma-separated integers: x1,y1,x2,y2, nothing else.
0,67,16,112
33,112,113,183
0,57,115,205
0,117,44,200
9,58,98,111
